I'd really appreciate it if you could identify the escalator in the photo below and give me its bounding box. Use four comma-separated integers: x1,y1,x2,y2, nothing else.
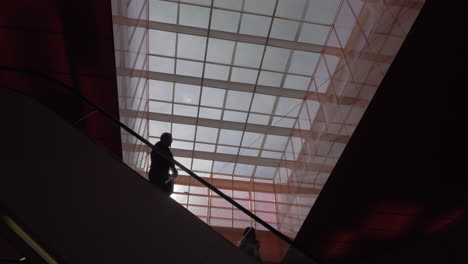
0,68,317,264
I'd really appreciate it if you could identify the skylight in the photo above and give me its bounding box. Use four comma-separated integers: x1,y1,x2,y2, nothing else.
113,0,426,242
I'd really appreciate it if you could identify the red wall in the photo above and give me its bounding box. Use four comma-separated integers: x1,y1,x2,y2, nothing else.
0,0,122,157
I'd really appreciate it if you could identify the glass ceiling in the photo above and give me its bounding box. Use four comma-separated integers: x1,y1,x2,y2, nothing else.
145,0,342,231
111,0,426,253
113,0,427,238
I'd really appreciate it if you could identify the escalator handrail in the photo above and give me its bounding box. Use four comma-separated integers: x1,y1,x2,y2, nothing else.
0,66,316,262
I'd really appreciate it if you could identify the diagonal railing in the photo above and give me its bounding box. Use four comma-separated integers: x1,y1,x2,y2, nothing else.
0,66,318,263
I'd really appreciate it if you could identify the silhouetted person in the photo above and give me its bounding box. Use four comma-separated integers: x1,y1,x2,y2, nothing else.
239,227,262,263
149,132,178,196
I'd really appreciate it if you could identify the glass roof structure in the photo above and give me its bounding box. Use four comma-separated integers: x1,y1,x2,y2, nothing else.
146,0,342,231
113,0,424,242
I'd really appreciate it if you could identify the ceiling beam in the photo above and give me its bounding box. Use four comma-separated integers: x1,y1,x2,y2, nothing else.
113,16,393,64
119,109,351,145
135,170,323,195
124,142,334,173
117,68,370,106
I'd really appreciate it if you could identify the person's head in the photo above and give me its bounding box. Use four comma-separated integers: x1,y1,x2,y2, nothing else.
243,227,256,240
160,132,173,147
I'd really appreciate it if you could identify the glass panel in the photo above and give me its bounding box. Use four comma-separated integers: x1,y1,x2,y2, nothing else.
277,0,307,19
211,9,241,33
149,101,172,114
177,34,207,60
292,137,304,155
218,129,243,146
272,116,296,128
149,120,171,137
179,4,210,28
188,205,208,217
172,140,194,150
240,148,260,156
298,23,331,45
288,51,320,75
255,166,277,179
244,0,276,15
271,18,300,41
233,190,250,199
182,0,211,5
176,59,204,77
298,109,311,130
207,38,235,64
234,164,255,176
201,87,226,108
223,110,248,122
149,56,175,73
211,207,233,218
173,104,198,117
195,143,216,152
234,42,264,68
264,135,288,151
149,30,176,56
247,113,270,125
189,186,209,195
210,218,232,227
192,159,213,172
204,63,230,80
174,157,193,169
305,99,320,122
261,150,283,159
150,0,177,23
213,161,235,174
225,90,253,111
217,146,240,154
231,67,258,84
213,0,243,10
241,132,264,148
275,97,302,117
196,126,219,143
239,14,272,37
172,123,196,140
233,209,252,221
199,107,222,119
283,75,311,90
305,0,341,25
251,93,275,114
316,78,330,93
254,192,275,201
173,184,189,193
189,195,209,206
212,173,233,179
258,71,283,87
174,83,201,105
255,212,277,222
149,80,173,101
255,201,276,212
171,193,188,204
262,46,290,72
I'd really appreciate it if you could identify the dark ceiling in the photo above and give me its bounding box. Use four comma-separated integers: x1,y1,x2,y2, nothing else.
289,1,465,263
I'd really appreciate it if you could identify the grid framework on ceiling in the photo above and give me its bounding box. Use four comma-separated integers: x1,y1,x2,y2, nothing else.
146,0,343,230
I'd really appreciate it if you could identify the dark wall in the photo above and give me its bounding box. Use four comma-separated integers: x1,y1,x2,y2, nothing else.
0,0,122,158
288,1,466,263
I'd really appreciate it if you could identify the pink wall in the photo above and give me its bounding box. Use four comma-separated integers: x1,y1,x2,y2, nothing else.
274,0,425,238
